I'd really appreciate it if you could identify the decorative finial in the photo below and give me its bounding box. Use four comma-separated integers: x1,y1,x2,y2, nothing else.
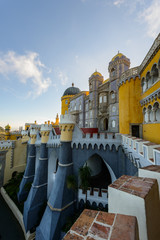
72,83,74,87
95,68,97,72
118,50,119,54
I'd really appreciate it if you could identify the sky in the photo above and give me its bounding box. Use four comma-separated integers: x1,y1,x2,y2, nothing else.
0,0,160,130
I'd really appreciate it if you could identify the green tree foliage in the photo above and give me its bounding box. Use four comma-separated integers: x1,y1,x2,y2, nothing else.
79,165,91,203
67,175,77,192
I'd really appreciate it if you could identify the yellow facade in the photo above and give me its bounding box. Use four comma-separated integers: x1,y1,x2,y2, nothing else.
61,95,73,115
140,49,160,144
119,34,160,143
119,76,143,135
3,139,27,184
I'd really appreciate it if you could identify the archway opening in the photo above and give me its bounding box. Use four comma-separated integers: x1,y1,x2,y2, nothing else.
103,118,108,131
85,154,111,189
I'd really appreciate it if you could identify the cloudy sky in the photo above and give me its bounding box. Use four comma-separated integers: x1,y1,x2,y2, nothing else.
0,0,159,129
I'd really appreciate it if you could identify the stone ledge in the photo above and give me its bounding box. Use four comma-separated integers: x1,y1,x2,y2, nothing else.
63,209,139,240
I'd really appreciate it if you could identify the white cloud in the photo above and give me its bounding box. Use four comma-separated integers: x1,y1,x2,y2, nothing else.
57,71,68,86
139,0,160,38
113,0,145,13
113,0,125,7
0,51,52,98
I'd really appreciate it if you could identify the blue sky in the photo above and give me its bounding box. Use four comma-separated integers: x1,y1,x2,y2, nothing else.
0,0,159,129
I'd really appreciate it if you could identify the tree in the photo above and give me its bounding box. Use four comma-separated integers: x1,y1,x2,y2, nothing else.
67,174,78,209
67,175,77,192
79,165,91,204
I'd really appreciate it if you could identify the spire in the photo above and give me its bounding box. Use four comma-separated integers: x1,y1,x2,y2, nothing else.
72,83,74,87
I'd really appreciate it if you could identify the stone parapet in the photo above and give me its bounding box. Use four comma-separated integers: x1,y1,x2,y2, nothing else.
60,114,76,124
139,165,160,198
72,127,122,150
0,140,14,150
119,66,139,86
46,131,60,147
63,209,139,240
78,188,108,207
122,135,160,167
108,175,160,240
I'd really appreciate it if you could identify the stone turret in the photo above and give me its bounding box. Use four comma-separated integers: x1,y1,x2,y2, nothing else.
23,124,52,232
36,114,76,240
18,127,39,202
59,114,76,142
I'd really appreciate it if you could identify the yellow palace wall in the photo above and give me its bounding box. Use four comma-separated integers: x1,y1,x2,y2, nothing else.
119,76,143,134
61,95,73,115
140,50,160,144
3,139,27,184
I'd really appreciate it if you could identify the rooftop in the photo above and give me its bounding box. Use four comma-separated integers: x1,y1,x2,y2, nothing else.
63,209,138,240
109,175,156,198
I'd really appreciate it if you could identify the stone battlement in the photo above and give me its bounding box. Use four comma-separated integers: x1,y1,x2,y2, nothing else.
0,140,14,150
60,114,76,124
72,129,122,150
122,135,160,166
40,124,52,132
78,187,108,207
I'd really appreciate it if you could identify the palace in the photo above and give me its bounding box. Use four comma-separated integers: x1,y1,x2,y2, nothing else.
62,34,160,144
0,34,160,240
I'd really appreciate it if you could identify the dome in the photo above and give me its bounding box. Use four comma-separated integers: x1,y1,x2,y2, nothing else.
5,124,11,131
91,71,102,77
111,52,126,62
63,83,81,96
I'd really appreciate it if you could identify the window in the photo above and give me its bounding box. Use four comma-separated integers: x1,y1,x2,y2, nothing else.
112,120,116,128
111,68,116,77
111,93,115,99
112,106,116,112
99,96,102,103
104,95,107,102
86,103,88,111
79,104,82,111
65,100,68,104
65,110,67,114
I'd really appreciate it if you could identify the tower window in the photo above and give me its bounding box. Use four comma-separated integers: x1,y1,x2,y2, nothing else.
65,100,68,104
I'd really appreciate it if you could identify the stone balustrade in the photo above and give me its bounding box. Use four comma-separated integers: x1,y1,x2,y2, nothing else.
122,135,160,167
119,66,139,85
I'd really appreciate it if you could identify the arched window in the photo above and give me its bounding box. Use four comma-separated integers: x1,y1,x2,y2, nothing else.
147,105,153,122
110,91,115,100
151,64,158,84
141,77,146,93
143,107,147,123
79,101,82,111
111,68,116,77
104,118,108,131
146,72,151,89
153,102,160,122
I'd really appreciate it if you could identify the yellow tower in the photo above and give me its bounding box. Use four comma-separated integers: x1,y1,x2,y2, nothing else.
5,124,11,140
30,128,39,145
40,124,52,143
61,83,80,115
59,114,76,142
